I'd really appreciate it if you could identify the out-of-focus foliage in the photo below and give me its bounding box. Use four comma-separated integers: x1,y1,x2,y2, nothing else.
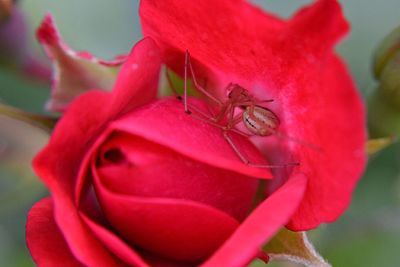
1,1,400,267
368,25,400,137
367,137,396,155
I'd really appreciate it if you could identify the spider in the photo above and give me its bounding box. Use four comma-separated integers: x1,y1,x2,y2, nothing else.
167,51,301,169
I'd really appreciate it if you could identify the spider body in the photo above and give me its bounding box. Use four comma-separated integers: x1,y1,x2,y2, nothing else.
243,106,279,136
167,51,299,168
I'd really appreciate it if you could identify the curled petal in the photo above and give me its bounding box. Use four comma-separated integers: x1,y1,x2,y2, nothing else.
37,14,127,112
202,173,308,267
32,38,161,266
26,198,84,267
108,97,273,179
95,131,259,221
93,165,240,263
81,212,150,267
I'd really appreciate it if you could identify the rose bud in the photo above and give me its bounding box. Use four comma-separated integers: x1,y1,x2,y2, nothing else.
26,38,308,267
366,24,400,137
26,0,368,265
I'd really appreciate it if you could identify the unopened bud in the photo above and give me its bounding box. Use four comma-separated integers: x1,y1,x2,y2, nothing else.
378,52,400,108
368,89,400,137
373,25,400,107
373,25,400,79
368,26,400,137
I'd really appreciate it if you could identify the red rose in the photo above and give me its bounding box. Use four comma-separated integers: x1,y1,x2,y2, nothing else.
26,0,366,266
26,38,307,266
140,0,367,230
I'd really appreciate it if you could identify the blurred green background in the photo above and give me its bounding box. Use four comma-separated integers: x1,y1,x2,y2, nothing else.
1,0,400,266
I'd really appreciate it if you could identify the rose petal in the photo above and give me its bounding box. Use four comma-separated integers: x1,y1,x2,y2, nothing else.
80,212,150,267
26,197,84,267
140,0,285,80
201,173,308,267
28,168,125,266
36,14,127,112
32,38,161,265
96,131,258,221
73,37,161,202
109,97,274,179
284,0,349,55
139,251,197,267
285,55,366,230
140,0,347,84
93,164,240,263
140,0,367,229
32,37,159,199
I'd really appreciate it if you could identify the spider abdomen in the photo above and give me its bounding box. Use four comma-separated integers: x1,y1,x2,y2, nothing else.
243,106,280,136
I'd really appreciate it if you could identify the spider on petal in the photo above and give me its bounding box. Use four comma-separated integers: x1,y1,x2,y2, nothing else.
167,51,317,169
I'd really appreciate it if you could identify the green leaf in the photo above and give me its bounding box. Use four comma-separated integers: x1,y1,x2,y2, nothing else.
367,136,395,155
263,228,330,267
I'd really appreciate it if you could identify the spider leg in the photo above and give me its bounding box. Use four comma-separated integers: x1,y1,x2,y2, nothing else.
185,51,222,106
272,130,323,153
175,97,249,137
223,130,299,168
228,113,253,138
167,68,217,121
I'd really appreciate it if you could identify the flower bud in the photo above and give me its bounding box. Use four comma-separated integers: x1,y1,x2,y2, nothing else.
368,25,400,137
373,25,400,79
368,89,400,137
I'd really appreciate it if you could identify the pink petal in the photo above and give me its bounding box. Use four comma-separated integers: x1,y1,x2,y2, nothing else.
36,14,127,112
201,173,308,267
